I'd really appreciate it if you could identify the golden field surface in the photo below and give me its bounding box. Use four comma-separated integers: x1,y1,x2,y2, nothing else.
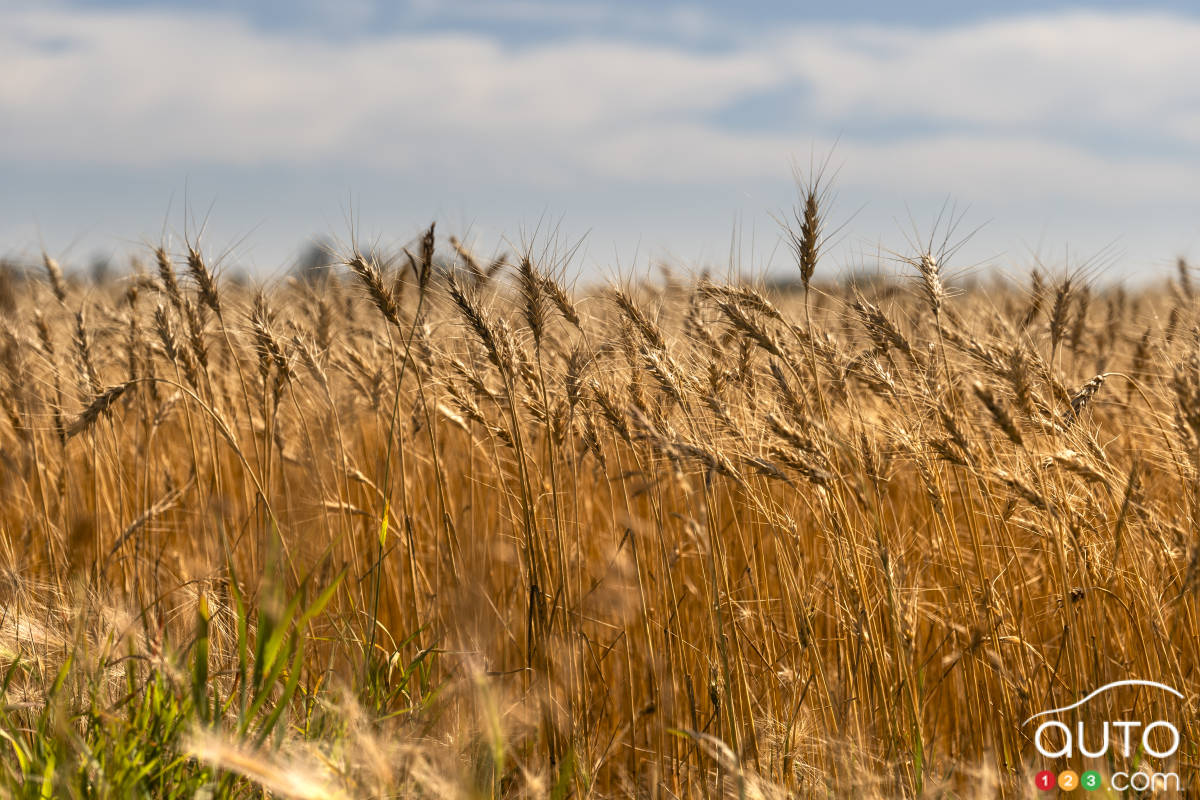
0,216,1198,797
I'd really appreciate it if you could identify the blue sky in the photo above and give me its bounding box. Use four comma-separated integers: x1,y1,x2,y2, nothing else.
4,0,1200,281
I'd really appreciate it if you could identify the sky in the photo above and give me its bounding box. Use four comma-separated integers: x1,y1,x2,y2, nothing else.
4,0,1200,282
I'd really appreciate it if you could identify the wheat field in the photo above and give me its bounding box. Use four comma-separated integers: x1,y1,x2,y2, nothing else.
0,203,1198,797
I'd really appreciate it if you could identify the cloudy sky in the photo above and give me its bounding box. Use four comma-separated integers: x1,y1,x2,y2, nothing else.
4,0,1200,281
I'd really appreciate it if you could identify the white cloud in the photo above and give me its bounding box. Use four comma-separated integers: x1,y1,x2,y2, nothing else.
4,6,1199,171
0,5,775,170
772,12,1200,136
